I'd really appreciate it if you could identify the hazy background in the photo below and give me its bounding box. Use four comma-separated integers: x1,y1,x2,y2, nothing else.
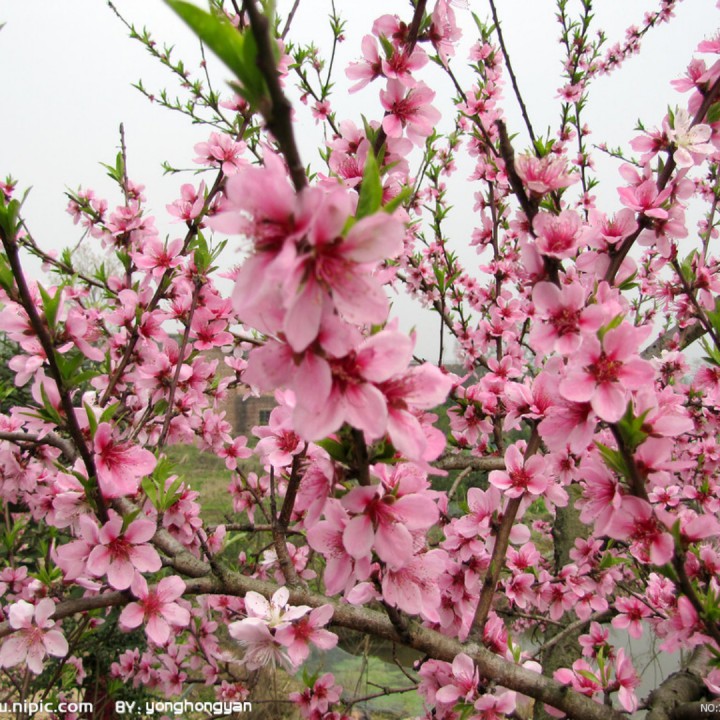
0,1,715,359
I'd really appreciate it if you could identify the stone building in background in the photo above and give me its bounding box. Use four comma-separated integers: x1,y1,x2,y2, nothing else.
207,348,276,437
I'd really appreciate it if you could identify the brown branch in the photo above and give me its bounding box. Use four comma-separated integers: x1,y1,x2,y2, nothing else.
346,685,418,707
207,523,303,535
641,320,707,360
471,427,541,634
646,647,711,720
98,165,226,407
372,0,428,158
496,119,537,224
670,702,720,720
446,465,473,501
672,551,720,648
405,0,427,53
243,0,307,192
671,258,720,351
157,277,202,447
350,428,371,486
531,611,612,660
441,445,494,474
0,431,77,460
280,0,301,40
0,525,625,720
609,424,648,501
272,451,307,588
0,230,106,522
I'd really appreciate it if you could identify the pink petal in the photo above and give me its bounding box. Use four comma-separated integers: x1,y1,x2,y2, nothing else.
309,628,338,650
591,382,627,423
106,560,135,590
119,603,145,630
393,494,439,530
146,615,171,645
42,630,69,658
156,576,186,603
129,545,162,573
387,408,426,460
344,214,404,263
344,383,388,439
162,603,191,628
374,521,413,569
0,636,27,668
124,518,157,544
284,277,324,352
342,515,375,559
356,332,412,383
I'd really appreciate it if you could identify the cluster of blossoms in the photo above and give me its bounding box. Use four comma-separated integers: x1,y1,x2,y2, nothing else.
0,1,718,719
228,588,337,671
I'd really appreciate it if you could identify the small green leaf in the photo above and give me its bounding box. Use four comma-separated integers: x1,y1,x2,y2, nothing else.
38,284,62,330
316,438,348,463
100,402,120,424
165,0,266,107
0,198,22,239
706,102,720,125
597,314,623,341
595,442,628,477
0,254,15,293
84,402,98,438
356,151,382,219
383,186,412,214
616,403,651,451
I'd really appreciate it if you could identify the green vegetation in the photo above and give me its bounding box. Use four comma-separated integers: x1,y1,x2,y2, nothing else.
164,443,241,524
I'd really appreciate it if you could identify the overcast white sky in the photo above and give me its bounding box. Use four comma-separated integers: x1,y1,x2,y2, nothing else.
0,1,716,359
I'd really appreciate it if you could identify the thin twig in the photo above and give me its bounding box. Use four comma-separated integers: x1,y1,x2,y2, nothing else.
488,0,536,147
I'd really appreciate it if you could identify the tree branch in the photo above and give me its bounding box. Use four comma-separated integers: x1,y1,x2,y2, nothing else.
243,0,307,192
646,647,711,720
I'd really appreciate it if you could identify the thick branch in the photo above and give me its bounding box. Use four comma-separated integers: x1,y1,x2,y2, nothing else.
0,431,77,460
641,320,707,359
436,453,505,472
6,518,626,720
646,647,711,720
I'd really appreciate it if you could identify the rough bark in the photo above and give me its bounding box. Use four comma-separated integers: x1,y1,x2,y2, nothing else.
535,485,589,720
646,648,711,720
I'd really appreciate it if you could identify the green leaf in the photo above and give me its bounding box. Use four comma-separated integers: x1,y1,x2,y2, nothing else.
377,33,395,59
141,477,159,507
597,313,623,341
616,403,650,451
617,271,638,292
577,669,600,684
595,442,628,477
316,438,348,463
356,151,382,219
701,338,720,367
100,402,120,424
38,383,63,426
383,185,412,214
706,102,720,125
0,198,22,239
165,0,266,107
0,254,15,293
38,284,62,330
84,402,98,438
